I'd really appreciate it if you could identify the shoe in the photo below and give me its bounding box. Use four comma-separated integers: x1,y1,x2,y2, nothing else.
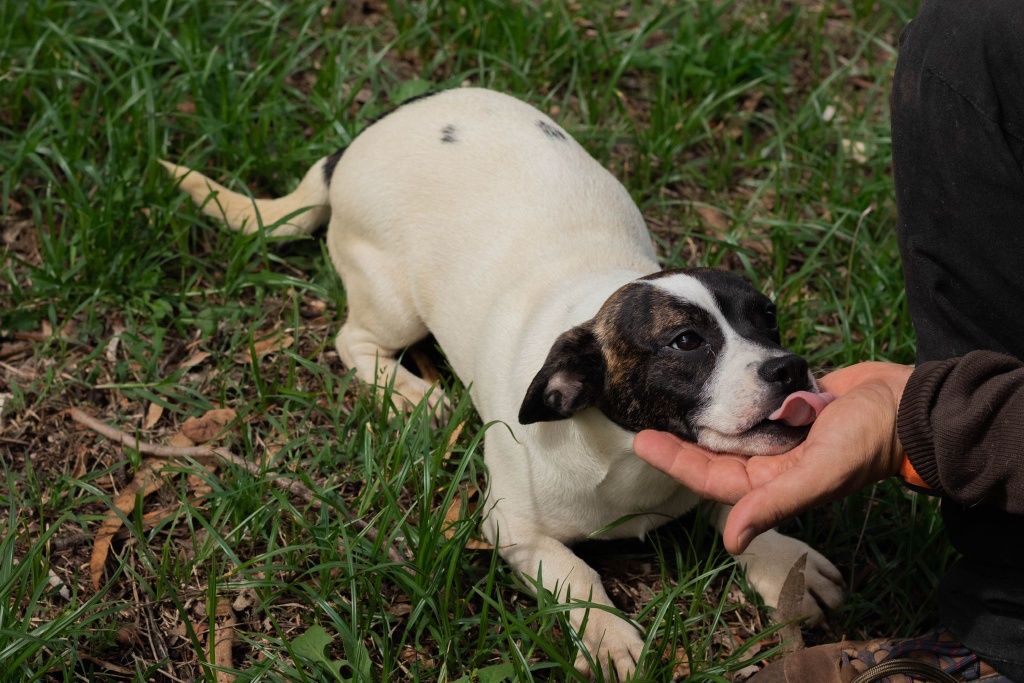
751,628,1013,682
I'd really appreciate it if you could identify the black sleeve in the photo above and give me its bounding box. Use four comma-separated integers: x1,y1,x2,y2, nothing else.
897,350,1024,513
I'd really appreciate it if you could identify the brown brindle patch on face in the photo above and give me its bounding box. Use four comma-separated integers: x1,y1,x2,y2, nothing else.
590,281,722,439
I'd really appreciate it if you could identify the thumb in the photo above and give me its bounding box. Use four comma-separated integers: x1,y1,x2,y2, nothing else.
722,465,838,553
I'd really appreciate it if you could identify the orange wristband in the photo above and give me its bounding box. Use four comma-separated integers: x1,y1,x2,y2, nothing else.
900,455,930,490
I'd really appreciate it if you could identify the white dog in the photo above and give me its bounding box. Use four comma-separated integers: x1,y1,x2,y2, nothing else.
162,87,843,680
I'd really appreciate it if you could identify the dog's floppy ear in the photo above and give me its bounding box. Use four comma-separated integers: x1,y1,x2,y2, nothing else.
518,322,605,424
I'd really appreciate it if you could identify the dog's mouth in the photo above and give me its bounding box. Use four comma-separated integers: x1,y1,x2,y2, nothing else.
768,390,835,427
692,390,835,455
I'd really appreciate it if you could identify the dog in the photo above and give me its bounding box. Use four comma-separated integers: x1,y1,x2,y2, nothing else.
162,87,843,680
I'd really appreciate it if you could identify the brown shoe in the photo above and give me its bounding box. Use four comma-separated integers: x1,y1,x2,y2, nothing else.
751,628,1013,682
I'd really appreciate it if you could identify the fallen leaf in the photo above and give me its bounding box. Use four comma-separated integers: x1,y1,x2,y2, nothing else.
442,420,465,462
442,486,493,550
143,402,164,429
181,408,237,444
207,598,236,683
734,663,761,680
178,351,211,371
773,552,807,653
0,342,31,361
665,647,690,679
0,392,11,430
387,602,412,617
71,443,89,479
105,325,125,363
236,333,293,364
188,462,219,497
169,432,197,448
116,625,142,646
177,99,196,114
48,567,70,601
90,459,165,589
232,588,259,612
695,205,731,236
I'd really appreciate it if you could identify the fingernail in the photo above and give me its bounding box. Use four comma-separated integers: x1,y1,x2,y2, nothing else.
736,528,754,552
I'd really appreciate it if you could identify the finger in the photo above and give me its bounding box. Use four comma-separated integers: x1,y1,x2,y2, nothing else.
723,465,844,553
633,430,754,503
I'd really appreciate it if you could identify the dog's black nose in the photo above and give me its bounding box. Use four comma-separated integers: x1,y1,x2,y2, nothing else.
758,355,809,392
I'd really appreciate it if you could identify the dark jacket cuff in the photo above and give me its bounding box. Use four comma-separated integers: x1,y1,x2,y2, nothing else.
896,359,957,493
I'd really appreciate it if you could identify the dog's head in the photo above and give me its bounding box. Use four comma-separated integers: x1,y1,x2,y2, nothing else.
518,268,820,456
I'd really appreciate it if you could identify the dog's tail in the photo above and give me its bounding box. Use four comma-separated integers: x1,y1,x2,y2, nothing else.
159,156,334,237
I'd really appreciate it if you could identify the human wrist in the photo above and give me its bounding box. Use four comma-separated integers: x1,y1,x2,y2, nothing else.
895,362,947,493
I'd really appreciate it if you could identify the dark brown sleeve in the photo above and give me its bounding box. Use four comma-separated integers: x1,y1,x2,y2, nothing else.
897,350,1024,513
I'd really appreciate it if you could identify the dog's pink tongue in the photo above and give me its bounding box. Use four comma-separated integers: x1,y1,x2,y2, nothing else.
768,391,836,427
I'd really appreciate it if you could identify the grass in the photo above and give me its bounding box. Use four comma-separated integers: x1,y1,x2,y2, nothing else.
0,0,954,680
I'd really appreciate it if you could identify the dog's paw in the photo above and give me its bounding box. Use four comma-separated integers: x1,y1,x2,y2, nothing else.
572,613,645,681
388,378,451,424
740,531,844,625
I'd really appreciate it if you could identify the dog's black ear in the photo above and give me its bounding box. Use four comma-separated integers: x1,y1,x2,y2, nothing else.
519,322,605,424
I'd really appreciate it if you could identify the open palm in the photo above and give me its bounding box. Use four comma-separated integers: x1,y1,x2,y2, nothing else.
633,362,913,554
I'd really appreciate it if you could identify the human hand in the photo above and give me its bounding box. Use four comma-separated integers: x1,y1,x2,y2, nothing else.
633,361,914,554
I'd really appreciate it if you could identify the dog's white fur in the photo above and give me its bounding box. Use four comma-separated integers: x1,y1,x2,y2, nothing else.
163,88,843,679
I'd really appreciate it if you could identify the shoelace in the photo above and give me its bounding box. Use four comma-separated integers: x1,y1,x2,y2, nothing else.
851,658,961,683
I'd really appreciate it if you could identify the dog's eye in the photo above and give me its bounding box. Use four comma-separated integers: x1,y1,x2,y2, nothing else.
670,331,704,351
765,304,778,331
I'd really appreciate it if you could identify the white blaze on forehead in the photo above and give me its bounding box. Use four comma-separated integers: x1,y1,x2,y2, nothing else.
648,273,787,440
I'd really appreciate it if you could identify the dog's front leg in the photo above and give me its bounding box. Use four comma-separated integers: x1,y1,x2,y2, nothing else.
711,504,844,624
501,532,644,680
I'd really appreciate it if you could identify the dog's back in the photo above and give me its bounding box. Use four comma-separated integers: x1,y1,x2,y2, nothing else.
164,88,658,391
324,89,656,370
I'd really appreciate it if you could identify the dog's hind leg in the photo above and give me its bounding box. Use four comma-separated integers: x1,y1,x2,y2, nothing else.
331,253,447,413
335,320,446,413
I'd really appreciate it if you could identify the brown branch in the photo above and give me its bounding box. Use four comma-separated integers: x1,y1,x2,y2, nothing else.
65,408,407,566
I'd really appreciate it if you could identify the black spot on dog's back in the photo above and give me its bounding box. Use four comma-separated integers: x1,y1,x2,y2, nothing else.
537,120,567,141
441,124,457,143
323,146,346,185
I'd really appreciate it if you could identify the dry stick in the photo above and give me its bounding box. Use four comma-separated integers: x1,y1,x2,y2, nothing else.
66,408,406,566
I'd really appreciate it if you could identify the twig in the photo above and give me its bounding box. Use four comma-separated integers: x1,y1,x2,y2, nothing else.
65,408,406,566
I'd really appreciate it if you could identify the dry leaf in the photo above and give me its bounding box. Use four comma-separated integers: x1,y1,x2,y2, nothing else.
48,568,70,601
105,325,125,363
71,443,89,479
181,408,237,444
232,588,259,612
442,420,465,462
671,648,691,679
0,392,11,430
387,602,412,617
178,351,211,371
143,402,164,429
734,664,762,681
773,553,807,653
90,460,165,589
236,333,293,363
207,598,237,683
442,486,493,550
188,462,219,497
169,432,197,448
695,205,730,236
